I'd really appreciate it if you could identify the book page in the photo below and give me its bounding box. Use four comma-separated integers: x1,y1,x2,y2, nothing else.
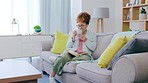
68,50,87,56
68,50,79,56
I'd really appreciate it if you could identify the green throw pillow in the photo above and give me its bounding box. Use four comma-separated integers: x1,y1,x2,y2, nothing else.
50,31,69,54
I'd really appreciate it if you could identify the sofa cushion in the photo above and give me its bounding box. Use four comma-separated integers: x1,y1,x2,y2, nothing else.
63,61,78,74
111,31,140,42
76,63,111,83
92,32,115,60
135,31,148,39
63,61,92,74
40,51,92,74
98,35,128,68
107,38,148,70
40,51,61,65
50,31,69,54
107,38,136,70
41,51,77,73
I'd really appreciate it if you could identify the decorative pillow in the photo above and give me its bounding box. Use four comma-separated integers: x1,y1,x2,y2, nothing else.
111,31,140,42
107,38,148,70
107,38,136,70
97,35,128,68
50,31,69,54
127,36,135,41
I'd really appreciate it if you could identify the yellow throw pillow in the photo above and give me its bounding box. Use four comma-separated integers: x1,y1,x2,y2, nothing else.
98,35,128,68
127,36,134,41
50,31,69,54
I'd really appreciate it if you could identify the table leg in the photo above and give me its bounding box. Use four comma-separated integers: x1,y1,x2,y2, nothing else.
29,57,32,63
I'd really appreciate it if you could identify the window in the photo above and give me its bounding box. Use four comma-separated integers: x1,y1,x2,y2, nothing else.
0,0,40,35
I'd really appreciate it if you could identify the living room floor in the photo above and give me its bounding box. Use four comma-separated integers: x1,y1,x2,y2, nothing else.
1,57,60,83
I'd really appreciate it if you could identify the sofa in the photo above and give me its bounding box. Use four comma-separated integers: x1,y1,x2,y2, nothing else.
39,31,148,83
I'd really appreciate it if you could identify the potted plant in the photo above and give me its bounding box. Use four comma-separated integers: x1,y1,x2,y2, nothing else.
33,25,41,33
139,7,147,20
128,29,132,31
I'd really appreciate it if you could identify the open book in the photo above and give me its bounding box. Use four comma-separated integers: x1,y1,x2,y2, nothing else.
68,50,87,56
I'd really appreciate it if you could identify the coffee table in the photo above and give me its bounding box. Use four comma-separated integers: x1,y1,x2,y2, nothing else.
0,60,42,83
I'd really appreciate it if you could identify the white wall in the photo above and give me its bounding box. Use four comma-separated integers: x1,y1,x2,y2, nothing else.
71,0,118,33
82,0,116,32
115,0,122,32
71,0,148,33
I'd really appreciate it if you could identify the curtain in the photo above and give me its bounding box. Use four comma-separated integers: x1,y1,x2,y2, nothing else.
40,0,71,34
12,0,40,35
0,0,40,35
0,0,12,35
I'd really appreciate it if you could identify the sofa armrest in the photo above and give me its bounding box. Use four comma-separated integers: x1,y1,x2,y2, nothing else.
41,36,54,51
112,52,148,83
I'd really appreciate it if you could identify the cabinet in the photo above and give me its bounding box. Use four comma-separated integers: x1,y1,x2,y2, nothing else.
122,0,148,31
0,35,51,59
0,36,21,59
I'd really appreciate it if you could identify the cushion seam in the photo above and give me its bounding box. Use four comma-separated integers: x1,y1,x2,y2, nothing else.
77,65,111,76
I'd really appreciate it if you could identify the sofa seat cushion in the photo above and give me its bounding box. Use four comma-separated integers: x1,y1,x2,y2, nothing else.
63,61,78,74
40,51,60,65
76,63,111,83
41,51,79,74
63,61,92,74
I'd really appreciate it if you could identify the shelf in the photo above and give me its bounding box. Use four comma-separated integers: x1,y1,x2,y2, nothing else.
123,20,130,22
123,20,148,22
132,20,148,22
144,21,148,30
123,4,148,8
122,22,130,31
122,0,148,31
123,6,131,8
133,4,148,7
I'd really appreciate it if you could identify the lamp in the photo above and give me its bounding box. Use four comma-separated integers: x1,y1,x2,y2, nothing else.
12,18,21,35
92,8,109,33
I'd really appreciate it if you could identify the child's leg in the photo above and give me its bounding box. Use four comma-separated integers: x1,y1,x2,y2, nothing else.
53,51,74,76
